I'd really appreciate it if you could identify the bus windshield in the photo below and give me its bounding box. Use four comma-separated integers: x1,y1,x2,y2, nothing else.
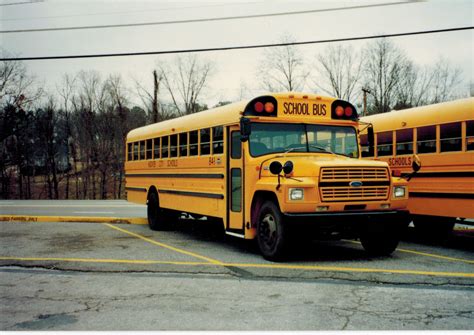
249,123,359,158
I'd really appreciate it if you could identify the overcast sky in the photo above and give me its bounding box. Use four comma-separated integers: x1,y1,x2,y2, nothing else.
1,0,473,107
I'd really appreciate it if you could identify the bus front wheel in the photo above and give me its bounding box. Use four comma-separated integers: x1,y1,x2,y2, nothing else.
360,222,400,256
256,201,288,261
147,191,169,231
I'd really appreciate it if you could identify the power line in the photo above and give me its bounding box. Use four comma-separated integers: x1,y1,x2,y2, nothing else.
0,0,43,6
1,26,471,62
0,1,420,34
1,1,260,22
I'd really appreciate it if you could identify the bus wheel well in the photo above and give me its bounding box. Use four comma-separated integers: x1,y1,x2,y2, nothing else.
147,186,158,204
251,191,280,228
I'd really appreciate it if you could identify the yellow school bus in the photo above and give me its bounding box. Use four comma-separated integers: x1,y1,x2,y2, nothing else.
360,98,474,236
125,92,411,260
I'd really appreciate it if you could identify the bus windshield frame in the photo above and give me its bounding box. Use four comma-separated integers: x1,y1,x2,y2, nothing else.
248,123,359,158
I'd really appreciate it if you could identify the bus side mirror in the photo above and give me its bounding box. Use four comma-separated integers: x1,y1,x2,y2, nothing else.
367,126,375,157
240,117,251,142
412,154,421,172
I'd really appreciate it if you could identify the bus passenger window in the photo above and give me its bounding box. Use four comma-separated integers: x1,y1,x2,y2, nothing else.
154,138,160,159
133,142,139,161
417,126,436,154
376,131,393,156
440,122,461,152
179,133,188,157
200,128,210,155
467,120,474,151
170,134,178,158
231,168,242,212
139,141,145,160
161,136,169,158
231,131,241,159
146,139,152,160
212,126,224,154
396,129,413,155
189,131,198,156
127,143,132,161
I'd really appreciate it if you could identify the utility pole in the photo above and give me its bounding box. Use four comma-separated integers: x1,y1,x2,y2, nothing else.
362,88,371,116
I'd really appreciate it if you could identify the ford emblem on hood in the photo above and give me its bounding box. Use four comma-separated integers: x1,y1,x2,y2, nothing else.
349,181,363,187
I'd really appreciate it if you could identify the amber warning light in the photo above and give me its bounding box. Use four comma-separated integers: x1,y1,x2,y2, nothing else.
331,100,358,120
244,96,278,117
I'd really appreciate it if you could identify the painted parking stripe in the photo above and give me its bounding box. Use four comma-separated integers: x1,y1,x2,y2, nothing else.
0,215,147,225
345,240,474,264
0,256,473,278
102,223,224,265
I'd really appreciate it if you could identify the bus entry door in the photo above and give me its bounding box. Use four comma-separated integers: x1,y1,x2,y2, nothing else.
227,126,245,233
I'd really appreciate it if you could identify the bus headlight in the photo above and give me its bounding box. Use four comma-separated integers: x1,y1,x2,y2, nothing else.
289,188,304,200
393,186,406,198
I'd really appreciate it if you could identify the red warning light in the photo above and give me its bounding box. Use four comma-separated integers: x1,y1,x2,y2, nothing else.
344,106,353,117
254,102,264,113
335,106,344,117
264,102,274,113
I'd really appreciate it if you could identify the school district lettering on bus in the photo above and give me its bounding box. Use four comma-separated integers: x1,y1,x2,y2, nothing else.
125,92,412,261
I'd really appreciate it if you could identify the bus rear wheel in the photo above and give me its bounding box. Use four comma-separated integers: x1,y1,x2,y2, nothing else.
256,201,288,261
413,215,455,239
147,191,170,231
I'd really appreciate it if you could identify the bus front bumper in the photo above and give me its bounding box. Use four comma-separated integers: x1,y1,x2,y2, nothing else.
282,210,411,237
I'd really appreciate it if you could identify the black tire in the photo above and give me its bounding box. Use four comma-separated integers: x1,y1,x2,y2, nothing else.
147,191,170,231
256,201,288,261
360,222,400,256
413,215,455,239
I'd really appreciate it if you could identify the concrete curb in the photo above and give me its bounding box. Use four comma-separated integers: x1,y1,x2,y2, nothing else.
0,215,147,225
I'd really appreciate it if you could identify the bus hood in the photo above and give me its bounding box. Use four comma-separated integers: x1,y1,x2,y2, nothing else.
259,155,389,178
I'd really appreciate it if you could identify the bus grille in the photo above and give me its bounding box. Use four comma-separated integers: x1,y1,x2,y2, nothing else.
319,167,390,202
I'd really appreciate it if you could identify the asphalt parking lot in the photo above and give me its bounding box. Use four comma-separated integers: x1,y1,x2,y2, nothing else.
1,214,473,330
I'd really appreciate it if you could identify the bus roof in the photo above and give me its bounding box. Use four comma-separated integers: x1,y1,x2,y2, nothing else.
127,92,342,142
360,97,474,132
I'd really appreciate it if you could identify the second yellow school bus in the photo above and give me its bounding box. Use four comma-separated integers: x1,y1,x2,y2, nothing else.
125,92,411,260
360,98,474,236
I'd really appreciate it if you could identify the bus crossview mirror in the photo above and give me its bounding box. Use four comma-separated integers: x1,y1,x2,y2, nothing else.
412,154,421,172
269,161,283,175
240,117,251,142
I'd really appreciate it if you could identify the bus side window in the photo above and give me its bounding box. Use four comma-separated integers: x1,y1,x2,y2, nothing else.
170,134,178,158
376,131,393,156
133,142,139,161
200,128,211,155
127,143,133,161
161,136,169,158
179,133,188,157
417,126,436,154
212,126,224,155
396,129,413,155
231,131,241,159
467,120,474,151
146,139,152,160
154,138,160,159
189,131,198,156
440,122,462,152
139,141,145,160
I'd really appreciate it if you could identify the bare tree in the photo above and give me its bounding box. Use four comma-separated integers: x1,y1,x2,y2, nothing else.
314,44,363,101
361,38,409,114
158,54,213,115
427,57,463,103
257,34,309,92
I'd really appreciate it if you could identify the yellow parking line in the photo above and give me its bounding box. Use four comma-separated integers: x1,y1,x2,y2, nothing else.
1,256,473,278
344,240,474,265
102,223,224,265
0,215,147,225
